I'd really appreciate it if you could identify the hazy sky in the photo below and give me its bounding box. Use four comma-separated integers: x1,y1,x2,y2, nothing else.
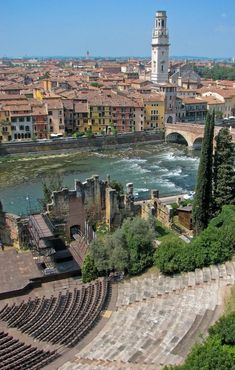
1,0,235,58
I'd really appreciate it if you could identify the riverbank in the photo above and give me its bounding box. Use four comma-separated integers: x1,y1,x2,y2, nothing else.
0,131,164,156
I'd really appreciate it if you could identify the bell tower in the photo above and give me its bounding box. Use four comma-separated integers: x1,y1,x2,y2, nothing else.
151,10,169,84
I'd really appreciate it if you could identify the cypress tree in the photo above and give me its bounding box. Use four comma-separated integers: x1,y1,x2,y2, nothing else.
213,127,235,212
192,112,215,235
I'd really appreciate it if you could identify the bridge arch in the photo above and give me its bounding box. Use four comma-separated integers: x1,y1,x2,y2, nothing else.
193,137,203,149
166,132,189,146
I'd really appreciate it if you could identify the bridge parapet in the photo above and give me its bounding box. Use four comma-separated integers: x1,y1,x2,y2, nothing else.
165,123,235,148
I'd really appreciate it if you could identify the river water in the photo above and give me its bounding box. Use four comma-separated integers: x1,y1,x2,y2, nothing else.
0,143,200,215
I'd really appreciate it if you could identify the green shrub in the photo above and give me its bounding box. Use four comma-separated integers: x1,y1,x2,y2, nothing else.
154,236,189,275
90,217,155,276
81,255,99,283
209,312,235,345
155,206,235,275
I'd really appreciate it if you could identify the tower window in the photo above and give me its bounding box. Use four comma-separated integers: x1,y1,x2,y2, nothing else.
161,64,164,72
162,20,165,27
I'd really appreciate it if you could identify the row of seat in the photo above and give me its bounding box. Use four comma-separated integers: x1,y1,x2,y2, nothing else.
116,261,235,307
0,331,59,370
0,278,109,347
58,262,235,370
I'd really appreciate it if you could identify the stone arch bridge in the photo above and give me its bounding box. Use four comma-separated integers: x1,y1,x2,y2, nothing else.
165,123,235,148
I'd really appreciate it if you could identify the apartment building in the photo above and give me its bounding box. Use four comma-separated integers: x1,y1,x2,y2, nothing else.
143,94,165,130
45,99,65,135
9,104,33,140
201,88,235,118
176,97,207,123
32,104,49,139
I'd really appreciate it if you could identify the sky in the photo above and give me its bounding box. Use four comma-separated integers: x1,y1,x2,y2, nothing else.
1,0,235,58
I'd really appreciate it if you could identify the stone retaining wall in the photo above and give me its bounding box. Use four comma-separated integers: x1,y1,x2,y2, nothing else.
0,132,164,156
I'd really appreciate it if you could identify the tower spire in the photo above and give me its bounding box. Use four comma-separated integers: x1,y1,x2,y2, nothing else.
151,10,170,84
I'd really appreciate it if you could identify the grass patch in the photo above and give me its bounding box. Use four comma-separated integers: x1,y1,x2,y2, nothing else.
224,286,235,315
155,220,175,242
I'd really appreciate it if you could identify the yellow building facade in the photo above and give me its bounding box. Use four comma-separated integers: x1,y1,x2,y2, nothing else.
143,94,165,130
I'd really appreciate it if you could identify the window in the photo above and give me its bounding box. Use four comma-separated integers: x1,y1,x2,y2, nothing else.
25,126,30,132
26,116,30,122
48,111,52,116
19,117,24,122
19,125,24,130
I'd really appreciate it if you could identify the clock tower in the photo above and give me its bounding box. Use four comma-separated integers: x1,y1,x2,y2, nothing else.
151,11,169,84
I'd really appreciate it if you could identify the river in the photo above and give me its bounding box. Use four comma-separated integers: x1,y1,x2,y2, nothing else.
0,143,200,215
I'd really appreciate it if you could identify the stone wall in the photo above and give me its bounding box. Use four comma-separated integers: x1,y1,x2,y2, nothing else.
0,131,164,156
155,199,173,227
0,209,21,246
46,176,174,240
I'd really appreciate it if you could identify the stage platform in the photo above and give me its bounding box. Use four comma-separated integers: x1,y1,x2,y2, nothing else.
0,248,42,295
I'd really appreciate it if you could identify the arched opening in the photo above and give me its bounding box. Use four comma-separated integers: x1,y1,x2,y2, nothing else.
193,137,203,150
166,132,188,146
167,116,173,123
70,225,81,240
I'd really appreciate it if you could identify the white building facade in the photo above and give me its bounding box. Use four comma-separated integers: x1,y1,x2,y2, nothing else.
151,11,170,84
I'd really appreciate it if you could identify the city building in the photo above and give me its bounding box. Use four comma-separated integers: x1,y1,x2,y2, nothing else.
143,93,165,129
176,97,207,123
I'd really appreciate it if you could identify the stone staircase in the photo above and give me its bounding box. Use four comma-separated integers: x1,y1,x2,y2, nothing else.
58,261,235,370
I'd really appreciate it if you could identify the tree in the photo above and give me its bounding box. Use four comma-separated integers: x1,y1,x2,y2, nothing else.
109,180,124,194
209,312,235,345
192,112,215,235
122,217,155,275
39,175,63,210
164,336,235,370
213,127,235,213
90,238,112,274
90,217,155,276
109,228,129,272
81,255,98,283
